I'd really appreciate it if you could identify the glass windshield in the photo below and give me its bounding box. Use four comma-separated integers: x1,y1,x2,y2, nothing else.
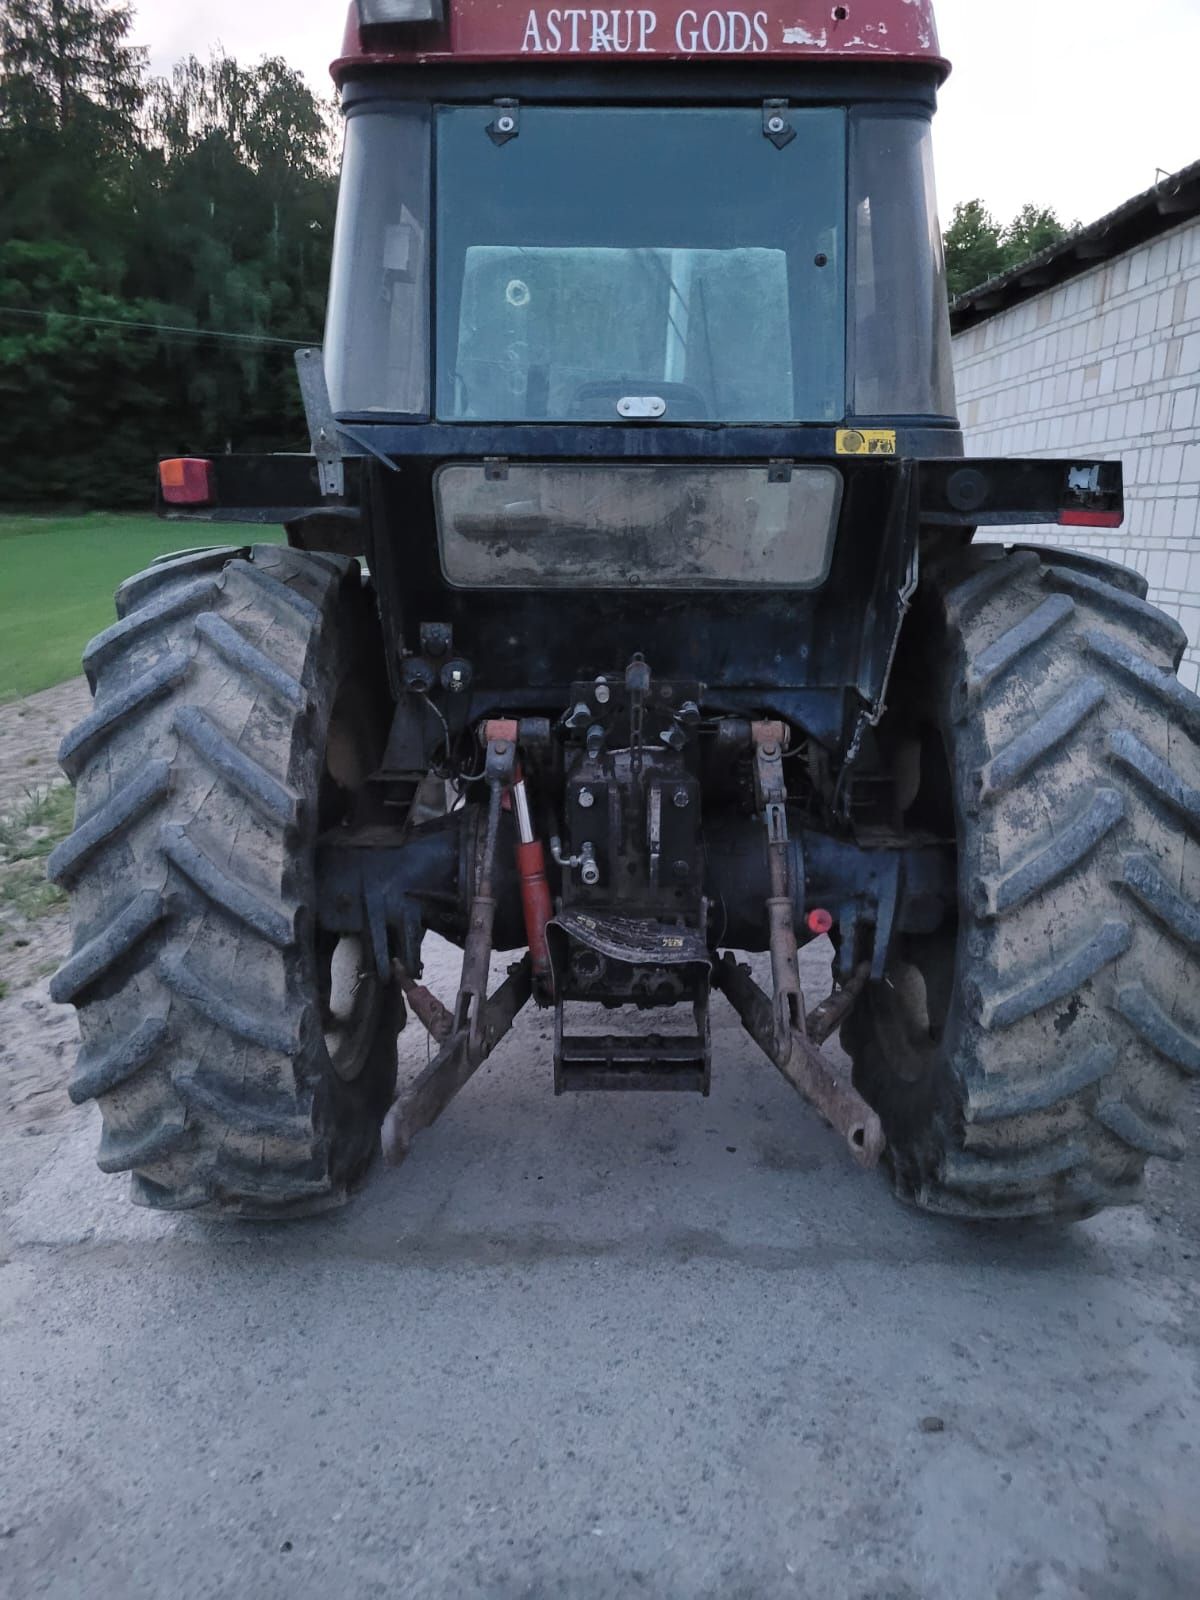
324,108,430,415
435,107,845,424
851,114,955,419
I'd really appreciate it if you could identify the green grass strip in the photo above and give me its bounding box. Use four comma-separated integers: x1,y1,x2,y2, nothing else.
0,512,277,701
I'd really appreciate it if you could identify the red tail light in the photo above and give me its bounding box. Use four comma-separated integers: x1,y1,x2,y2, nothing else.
159,458,214,507
1058,510,1123,528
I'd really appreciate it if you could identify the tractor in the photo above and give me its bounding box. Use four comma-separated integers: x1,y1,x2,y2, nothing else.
49,0,1198,1220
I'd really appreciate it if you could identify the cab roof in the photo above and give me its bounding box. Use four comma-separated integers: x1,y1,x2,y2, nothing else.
332,1,949,83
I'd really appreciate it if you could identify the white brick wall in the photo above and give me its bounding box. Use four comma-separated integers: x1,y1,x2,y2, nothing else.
952,214,1200,692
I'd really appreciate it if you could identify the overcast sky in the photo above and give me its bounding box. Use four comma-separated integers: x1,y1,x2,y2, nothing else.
131,0,1200,227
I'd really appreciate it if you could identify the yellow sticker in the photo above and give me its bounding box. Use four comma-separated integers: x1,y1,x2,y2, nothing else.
836,428,897,456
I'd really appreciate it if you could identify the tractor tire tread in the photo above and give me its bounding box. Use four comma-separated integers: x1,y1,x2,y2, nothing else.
844,543,1200,1220
115,546,248,617
194,612,308,712
47,761,173,887
1039,563,1186,663
53,544,395,1216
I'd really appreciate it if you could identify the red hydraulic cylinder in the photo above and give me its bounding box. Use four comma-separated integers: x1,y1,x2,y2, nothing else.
511,768,554,994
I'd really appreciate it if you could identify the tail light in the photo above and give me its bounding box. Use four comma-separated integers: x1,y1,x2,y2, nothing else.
1058,510,1124,528
159,458,215,507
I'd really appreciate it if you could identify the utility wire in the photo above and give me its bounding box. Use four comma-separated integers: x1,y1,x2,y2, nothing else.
0,304,315,348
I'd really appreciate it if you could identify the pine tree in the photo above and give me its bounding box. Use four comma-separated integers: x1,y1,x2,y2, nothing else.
943,200,1008,300
944,199,1076,300
0,0,145,154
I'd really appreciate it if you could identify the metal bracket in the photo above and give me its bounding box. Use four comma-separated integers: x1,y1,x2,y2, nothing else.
487,99,520,145
294,348,344,499
837,467,921,818
626,652,651,778
1067,464,1102,495
751,722,803,1062
713,955,885,1169
337,421,401,474
751,721,790,847
868,541,919,732
762,99,795,149
381,957,533,1165
453,735,516,1065
647,784,662,889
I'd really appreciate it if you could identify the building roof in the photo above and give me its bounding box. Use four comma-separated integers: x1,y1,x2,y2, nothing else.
949,156,1200,334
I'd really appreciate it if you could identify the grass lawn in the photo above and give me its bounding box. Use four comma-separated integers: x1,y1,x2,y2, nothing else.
0,512,277,703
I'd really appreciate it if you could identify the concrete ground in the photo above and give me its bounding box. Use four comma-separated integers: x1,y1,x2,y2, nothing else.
2,681,1199,1599
3,929,1199,1600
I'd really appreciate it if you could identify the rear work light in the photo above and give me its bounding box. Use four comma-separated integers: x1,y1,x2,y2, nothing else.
159,458,215,507
355,0,443,24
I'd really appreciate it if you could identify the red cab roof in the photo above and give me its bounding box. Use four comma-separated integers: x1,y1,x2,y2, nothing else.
333,1,948,82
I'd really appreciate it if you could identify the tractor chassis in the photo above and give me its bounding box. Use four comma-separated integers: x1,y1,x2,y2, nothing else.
147,443,1140,1202
333,717,901,1172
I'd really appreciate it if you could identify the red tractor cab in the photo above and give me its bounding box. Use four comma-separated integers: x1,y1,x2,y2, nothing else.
326,0,956,447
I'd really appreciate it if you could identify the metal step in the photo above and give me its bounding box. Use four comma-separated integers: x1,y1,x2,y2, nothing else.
555,1030,710,1094
548,908,713,1094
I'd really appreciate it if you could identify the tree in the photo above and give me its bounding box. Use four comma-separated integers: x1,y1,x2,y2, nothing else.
0,0,146,264
1004,203,1072,267
944,198,1076,300
145,50,334,181
0,0,145,153
0,240,167,505
135,51,336,451
943,200,1008,300
0,13,337,506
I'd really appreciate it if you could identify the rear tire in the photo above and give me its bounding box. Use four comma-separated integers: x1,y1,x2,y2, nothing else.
843,543,1200,1221
49,545,399,1218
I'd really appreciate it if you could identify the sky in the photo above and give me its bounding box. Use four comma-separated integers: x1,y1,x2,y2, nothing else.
131,0,1200,228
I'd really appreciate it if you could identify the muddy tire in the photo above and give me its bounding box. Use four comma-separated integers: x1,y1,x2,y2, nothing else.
49,545,399,1218
843,544,1199,1220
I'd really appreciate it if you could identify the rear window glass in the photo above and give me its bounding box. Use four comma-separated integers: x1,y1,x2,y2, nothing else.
435,464,843,588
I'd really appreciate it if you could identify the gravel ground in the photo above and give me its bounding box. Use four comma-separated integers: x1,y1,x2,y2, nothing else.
0,678,91,817
1,679,1198,1600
